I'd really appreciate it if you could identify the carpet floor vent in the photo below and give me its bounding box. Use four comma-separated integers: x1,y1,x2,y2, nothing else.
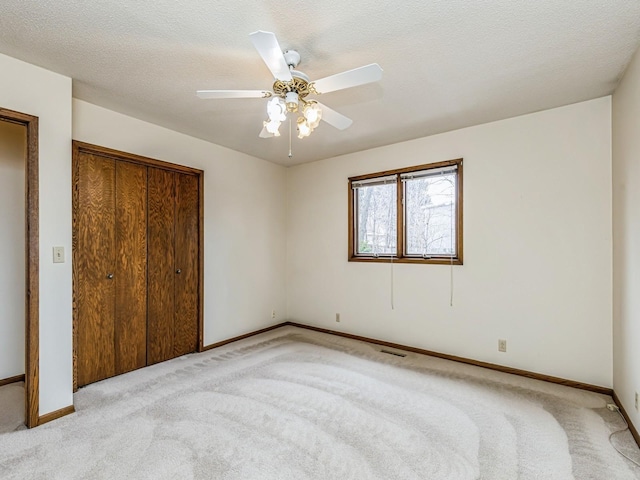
380,349,407,358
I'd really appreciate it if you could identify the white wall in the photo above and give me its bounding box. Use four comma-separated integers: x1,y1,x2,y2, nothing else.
0,53,73,415
0,121,26,379
613,45,640,429
287,97,613,387
72,100,287,345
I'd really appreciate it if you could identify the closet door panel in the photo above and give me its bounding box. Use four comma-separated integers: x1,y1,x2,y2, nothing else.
147,168,176,364
174,173,199,357
76,153,116,387
114,161,148,374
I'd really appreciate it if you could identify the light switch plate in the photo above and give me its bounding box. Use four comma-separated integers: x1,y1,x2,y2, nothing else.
53,246,65,263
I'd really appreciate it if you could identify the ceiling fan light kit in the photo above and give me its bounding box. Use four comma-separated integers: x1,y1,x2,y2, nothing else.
267,97,287,121
197,30,382,147
284,91,300,113
303,102,322,128
263,119,281,136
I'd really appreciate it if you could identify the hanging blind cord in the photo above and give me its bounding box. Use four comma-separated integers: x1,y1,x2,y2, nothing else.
288,119,292,159
390,254,395,310
450,199,454,307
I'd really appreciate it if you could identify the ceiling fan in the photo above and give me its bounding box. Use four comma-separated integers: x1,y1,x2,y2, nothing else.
197,31,383,140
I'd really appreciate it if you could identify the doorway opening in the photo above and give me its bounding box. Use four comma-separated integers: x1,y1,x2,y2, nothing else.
0,107,39,428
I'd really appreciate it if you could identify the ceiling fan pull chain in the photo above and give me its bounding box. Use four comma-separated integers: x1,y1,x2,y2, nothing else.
288,119,293,159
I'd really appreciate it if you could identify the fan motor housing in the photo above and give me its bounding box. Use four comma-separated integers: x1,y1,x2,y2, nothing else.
283,49,301,68
272,75,315,100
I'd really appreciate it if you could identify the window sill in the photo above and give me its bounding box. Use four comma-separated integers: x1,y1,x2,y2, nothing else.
348,256,463,265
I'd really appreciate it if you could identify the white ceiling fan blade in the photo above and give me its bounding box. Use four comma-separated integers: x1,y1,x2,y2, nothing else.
312,64,383,94
196,90,270,99
249,31,293,82
317,102,353,130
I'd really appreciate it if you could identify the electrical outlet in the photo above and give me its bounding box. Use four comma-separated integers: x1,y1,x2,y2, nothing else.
271,309,276,319
498,339,507,353
335,313,340,323
635,392,638,411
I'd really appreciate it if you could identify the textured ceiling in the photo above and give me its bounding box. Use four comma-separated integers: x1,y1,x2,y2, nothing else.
1,1,639,166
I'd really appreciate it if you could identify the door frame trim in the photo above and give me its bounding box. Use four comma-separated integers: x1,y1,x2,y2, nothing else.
0,107,40,428
72,141,204,390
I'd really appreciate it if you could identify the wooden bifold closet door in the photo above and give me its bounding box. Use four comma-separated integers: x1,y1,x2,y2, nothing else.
73,143,202,389
147,168,199,364
75,154,147,387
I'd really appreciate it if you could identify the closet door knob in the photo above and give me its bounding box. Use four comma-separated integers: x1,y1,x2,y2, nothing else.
176,269,182,274
106,273,114,279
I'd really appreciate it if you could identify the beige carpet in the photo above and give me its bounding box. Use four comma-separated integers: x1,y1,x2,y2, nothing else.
0,326,639,479
0,381,24,433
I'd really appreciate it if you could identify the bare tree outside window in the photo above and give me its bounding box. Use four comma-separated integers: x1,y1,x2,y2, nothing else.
356,183,396,255
405,174,456,256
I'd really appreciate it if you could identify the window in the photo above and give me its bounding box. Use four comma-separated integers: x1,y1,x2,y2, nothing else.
348,158,463,264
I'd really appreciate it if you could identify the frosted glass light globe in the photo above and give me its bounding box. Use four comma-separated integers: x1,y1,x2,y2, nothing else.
267,97,286,122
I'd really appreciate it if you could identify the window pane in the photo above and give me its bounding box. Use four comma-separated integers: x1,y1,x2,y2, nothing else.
405,173,456,256
356,182,397,255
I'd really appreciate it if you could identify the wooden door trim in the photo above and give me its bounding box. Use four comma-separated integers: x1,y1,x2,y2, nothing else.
72,141,204,389
73,141,203,175
197,172,204,352
0,107,39,428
